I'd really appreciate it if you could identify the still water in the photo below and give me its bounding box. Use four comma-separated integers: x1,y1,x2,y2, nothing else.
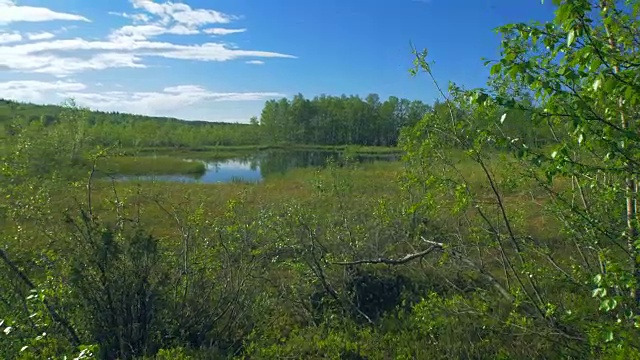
119,150,398,184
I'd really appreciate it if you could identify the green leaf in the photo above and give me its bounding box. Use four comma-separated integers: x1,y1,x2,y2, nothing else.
605,331,614,342
567,29,576,46
604,78,617,92
592,287,607,298
594,274,603,285
592,78,602,92
490,63,502,76
625,85,635,101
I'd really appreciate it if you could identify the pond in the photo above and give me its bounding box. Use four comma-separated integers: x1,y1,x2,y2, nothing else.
119,150,399,184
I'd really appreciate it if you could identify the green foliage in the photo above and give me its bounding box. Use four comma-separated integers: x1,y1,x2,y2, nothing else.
259,93,430,146
399,0,640,357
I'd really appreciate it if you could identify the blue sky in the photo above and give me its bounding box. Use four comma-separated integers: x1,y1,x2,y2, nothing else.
0,0,556,122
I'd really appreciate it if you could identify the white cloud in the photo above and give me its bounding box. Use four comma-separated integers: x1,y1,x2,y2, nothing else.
0,38,295,75
245,60,264,65
108,11,151,23
60,84,285,116
0,80,86,102
0,31,22,44
0,0,294,75
26,32,55,41
31,53,146,76
130,0,234,27
0,0,89,24
0,80,284,117
108,1,241,41
204,28,246,36
109,24,199,41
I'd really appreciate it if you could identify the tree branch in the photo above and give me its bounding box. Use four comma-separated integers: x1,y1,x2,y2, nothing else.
332,246,437,265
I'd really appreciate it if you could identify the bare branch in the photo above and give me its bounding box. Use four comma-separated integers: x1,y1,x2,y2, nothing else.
332,246,437,266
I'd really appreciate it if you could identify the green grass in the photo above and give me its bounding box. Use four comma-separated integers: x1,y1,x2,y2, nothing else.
72,156,564,248
95,156,206,176
77,160,405,237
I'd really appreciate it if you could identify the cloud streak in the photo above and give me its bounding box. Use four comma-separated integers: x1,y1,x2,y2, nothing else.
0,31,22,44
0,80,285,116
0,80,86,102
61,84,285,116
26,32,55,41
0,0,89,24
0,38,295,75
204,28,247,36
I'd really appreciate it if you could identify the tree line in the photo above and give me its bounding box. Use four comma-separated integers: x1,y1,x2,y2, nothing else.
2,94,557,150
2,95,434,148
259,93,432,146
0,99,261,149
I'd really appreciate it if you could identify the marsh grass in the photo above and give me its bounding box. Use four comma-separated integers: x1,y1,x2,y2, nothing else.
76,157,570,249
95,156,206,176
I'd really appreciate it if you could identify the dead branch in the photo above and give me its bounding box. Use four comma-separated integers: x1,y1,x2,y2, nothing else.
333,237,515,303
331,246,437,266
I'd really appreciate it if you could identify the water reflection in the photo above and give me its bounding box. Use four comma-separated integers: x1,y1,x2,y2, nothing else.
120,150,398,184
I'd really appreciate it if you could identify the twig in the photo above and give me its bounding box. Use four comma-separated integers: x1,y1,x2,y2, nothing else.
331,246,437,265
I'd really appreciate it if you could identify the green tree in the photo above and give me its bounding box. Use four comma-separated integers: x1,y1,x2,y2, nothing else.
397,0,640,356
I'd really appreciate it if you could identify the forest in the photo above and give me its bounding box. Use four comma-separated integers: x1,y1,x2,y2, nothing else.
1,0,640,359
258,94,431,146
0,93,433,149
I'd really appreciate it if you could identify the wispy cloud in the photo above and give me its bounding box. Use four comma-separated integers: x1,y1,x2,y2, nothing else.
0,80,284,115
108,11,151,23
0,38,295,75
0,80,86,102
245,60,264,65
130,0,235,27
61,84,285,115
109,24,199,41
204,28,247,36
0,31,22,44
0,0,89,24
26,32,55,41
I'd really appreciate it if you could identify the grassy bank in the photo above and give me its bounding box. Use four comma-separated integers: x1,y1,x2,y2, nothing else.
95,156,206,176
